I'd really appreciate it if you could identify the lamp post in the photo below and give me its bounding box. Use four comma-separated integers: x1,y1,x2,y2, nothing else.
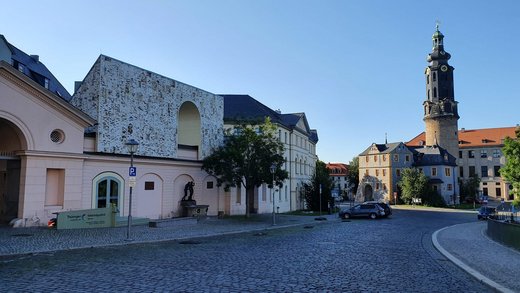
125,138,139,241
270,163,276,226
319,184,322,216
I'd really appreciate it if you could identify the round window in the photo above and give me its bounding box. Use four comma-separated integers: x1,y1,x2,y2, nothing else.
50,129,65,143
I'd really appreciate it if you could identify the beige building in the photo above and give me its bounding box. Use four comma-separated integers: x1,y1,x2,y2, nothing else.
357,143,414,203
408,126,517,200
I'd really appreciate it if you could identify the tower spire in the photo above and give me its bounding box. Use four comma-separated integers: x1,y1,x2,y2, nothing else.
422,26,460,158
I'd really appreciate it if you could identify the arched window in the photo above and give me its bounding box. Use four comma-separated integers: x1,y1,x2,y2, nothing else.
178,101,201,158
92,173,123,210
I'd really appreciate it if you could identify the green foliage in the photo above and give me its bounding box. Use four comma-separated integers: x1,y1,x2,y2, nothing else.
346,157,359,200
458,175,481,203
501,128,520,200
202,118,288,217
512,198,520,208
302,161,333,212
397,168,429,204
422,186,447,207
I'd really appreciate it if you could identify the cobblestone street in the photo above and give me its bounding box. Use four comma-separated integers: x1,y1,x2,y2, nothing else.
0,210,491,292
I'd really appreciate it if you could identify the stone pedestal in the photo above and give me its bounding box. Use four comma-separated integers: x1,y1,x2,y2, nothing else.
180,200,209,218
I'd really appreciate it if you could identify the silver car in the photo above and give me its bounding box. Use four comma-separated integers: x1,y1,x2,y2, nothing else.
339,203,385,220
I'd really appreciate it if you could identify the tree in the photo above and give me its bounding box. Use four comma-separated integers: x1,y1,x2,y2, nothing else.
302,161,333,212
458,175,481,203
202,118,288,218
398,168,429,204
501,127,520,201
346,157,359,200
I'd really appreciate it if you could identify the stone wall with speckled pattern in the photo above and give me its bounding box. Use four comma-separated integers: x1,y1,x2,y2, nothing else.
71,55,223,159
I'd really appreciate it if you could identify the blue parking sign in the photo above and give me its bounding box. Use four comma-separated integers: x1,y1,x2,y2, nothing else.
129,167,137,177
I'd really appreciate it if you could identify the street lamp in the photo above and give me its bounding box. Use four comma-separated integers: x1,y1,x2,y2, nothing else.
270,163,276,226
125,138,139,241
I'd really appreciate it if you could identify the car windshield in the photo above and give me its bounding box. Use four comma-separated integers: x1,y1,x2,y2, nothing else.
480,207,495,213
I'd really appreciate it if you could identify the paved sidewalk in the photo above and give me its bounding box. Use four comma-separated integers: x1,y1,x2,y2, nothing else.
433,221,520,293
0,213,338,256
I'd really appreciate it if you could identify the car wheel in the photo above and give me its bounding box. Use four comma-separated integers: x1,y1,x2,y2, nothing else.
343,213,351,219
369,213,377,219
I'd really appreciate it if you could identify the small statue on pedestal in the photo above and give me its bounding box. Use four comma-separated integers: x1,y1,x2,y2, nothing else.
182,181,195,201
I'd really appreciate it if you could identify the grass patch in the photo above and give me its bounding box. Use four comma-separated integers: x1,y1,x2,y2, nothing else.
395,203,480,210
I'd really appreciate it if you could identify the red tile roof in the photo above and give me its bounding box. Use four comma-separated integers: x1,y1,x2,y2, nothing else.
406,126,518,148
326,163,349,176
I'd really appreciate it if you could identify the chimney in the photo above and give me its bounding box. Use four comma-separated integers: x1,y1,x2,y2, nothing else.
30,55,39,62
460,128,465,132
74,81,83,93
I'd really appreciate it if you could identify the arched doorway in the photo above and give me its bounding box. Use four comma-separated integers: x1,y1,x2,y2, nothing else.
178,102,201,159
0,118,26,224
364,184,374,201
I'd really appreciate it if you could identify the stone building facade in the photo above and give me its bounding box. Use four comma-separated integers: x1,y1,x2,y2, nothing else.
72,55,223,159
423,26,459,159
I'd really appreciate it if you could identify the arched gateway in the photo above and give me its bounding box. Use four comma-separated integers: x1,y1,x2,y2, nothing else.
0,117,26,224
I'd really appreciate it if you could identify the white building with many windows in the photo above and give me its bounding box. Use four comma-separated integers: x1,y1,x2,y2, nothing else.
221,95,318,213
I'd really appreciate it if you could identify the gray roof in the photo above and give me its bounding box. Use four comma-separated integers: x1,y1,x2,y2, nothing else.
359,142,404,156
409,145,457,167
1,34,71,101
221,94,318,143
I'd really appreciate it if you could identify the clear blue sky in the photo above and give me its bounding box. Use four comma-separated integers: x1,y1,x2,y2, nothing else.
2,0,518,164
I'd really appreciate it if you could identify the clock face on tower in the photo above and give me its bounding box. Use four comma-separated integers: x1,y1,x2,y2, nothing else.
441,65,448,72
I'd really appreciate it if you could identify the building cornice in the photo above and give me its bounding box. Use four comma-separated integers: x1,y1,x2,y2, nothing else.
0,61,96,128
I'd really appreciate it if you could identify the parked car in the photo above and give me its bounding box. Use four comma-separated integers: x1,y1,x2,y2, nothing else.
477,206,496,220
363,201,392,218
339,203,385,220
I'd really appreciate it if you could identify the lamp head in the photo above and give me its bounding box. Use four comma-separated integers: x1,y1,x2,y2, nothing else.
270,163,276,174
125,139,139,154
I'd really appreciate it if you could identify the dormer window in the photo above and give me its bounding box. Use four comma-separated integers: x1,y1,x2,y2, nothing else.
44,78,49,89
17,63,24,73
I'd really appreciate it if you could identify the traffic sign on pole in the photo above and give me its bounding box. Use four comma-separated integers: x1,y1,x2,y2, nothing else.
129,167,137,177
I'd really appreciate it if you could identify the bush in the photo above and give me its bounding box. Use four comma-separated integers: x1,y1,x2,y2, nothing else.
422,188,446,207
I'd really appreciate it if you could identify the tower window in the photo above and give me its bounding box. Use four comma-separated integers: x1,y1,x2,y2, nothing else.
433,87,437,98
433,72,437,81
